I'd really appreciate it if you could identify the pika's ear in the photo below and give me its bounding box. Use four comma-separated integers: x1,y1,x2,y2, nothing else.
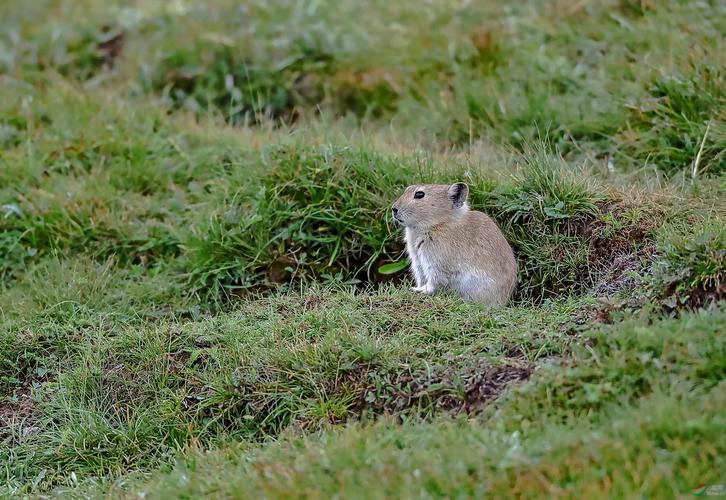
448,182,469,209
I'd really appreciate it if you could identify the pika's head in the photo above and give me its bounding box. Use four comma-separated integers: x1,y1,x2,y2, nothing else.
391,182,469,228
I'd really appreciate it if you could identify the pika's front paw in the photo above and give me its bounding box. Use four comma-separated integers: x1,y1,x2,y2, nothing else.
411,283,435,295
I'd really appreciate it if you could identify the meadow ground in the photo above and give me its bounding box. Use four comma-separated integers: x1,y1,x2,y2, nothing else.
0,0,725,497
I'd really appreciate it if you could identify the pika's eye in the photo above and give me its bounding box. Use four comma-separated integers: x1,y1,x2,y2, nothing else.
414,191,425,199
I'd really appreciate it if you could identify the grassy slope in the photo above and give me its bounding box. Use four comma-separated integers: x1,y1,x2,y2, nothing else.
127,307,726,499
1,0,725,497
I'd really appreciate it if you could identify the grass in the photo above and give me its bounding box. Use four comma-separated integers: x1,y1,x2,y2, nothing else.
120,306,726,499
1,0,725,497
649,219,726,309
1,287,591,492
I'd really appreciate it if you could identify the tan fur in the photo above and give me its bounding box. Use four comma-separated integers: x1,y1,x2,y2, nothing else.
391,182,517,307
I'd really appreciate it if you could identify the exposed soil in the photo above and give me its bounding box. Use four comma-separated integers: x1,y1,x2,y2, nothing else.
581,201,659,288
661,271,726,311
97,28,125,69
362,358,533,416
0,383,39,443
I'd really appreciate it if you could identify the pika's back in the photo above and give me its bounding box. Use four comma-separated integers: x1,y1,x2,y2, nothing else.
432,209,516,271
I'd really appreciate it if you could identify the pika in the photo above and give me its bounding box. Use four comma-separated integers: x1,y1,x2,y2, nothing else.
391,182,517,307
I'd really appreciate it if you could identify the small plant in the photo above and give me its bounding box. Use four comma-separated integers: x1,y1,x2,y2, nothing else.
377,259,409,275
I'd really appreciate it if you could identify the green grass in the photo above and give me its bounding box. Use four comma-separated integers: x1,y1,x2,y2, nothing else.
1,286,591,492
1,0,725,497
41,305,726,498
649,218,726,309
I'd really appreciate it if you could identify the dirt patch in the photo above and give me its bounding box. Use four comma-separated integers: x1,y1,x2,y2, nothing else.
97,27,125,69
591,252,643,297
0,383,40,442
661,271,726,311
687,276,726,308
574,203,661,320
362,358,533,416
167,350,193,373
575,201,659,300
267,256,297,284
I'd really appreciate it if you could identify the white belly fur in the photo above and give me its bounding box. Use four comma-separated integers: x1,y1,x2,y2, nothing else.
404,229,442,289
404,228,424,286
405,227,496,300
